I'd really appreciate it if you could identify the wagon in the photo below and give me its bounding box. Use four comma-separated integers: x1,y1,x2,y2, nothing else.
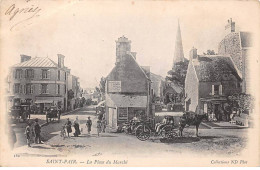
46,106,61,123
135,116,178,141
9,105,30,122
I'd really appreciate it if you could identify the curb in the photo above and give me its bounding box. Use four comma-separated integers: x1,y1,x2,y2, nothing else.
62,107,81,116
201,122,213,129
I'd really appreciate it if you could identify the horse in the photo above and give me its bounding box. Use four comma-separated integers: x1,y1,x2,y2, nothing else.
178,112,207,137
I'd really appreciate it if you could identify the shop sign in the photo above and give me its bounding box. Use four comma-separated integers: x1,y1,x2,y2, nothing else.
108,81,121,92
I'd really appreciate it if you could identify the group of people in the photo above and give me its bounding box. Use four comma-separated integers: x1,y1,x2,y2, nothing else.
25,118,42,147
63,115,106,138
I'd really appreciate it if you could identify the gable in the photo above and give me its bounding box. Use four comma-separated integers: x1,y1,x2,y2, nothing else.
106,54,149,93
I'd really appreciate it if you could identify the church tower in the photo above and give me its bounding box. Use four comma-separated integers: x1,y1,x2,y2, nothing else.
172,20,185,69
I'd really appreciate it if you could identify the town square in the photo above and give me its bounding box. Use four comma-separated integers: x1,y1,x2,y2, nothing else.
0,0,259,167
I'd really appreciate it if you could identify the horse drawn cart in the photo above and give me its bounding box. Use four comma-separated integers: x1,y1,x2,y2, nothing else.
134,116,179,141
9,105,31,123
46,106,61,123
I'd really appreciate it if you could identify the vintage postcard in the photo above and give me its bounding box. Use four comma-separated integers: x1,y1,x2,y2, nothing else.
0,0,260,167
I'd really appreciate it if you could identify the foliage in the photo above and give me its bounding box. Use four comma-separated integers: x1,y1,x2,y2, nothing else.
203,49,216,55
68,89,74,100
95,77,106,94
166,60,189,87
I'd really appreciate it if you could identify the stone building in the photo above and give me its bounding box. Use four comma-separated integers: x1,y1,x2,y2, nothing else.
218,18,252,93
105,36,152,131
185,48,242,121
7,54,79,113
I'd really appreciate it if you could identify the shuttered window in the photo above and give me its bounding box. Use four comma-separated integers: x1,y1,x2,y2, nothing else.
41,84,48,94
42,69,50,79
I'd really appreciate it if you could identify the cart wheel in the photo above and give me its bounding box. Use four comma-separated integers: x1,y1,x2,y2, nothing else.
166,131,178,140
135,125,150,141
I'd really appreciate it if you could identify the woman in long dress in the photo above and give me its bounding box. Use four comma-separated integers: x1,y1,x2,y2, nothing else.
73,116,81,137
66,118,72,137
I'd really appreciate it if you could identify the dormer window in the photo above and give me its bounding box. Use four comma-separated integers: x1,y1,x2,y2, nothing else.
212,84,223,95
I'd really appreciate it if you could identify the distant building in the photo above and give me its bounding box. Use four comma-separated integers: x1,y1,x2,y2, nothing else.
150,72,165,102
218,18,252,93
105,36,152,131
185,48,242,121
7,54,79,113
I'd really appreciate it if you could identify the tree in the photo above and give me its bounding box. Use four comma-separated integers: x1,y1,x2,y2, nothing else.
166,60,189,87
203,49,216,55
68,89,74,100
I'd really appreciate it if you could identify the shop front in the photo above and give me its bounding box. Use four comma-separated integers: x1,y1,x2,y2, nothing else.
105,94,148,131
35,96,63,114
200,96,229,121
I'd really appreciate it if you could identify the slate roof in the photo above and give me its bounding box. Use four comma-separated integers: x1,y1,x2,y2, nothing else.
13,57,58,68
240,32,252,48
193,55,241,82
150,72,165,82
106,94,147,107
164,81,183,94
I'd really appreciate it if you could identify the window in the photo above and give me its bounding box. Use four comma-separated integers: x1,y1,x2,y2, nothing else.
26,84,34,94
42,69,50,79
14,84,20,93
15,69,23,79
65,72,67,80
58,70,60,80
58,84,60,95
64,85,66,94
214,85,220,95
41,84,48,94
118,107,128,121
212,84,223,95
25,69,34,78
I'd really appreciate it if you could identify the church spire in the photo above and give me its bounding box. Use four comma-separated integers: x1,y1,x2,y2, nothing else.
173,19,185,69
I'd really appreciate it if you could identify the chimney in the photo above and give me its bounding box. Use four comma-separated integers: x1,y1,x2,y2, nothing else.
57,54,65,68
225,18,235,35
115,35,131,63
20,55,31,63
189,47,197,60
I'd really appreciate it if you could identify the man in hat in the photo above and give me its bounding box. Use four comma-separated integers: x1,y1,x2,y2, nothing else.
86,116,92,135
34,118,43,144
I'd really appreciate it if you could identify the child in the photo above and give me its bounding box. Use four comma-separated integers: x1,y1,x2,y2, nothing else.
86,116,92,135
25,122,32,147
60,125,66,139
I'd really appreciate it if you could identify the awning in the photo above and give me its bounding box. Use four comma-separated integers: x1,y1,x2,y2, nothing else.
35,100,53,104
106,94,147,108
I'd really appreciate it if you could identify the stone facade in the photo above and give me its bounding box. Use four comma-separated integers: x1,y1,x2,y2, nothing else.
7,55,80,112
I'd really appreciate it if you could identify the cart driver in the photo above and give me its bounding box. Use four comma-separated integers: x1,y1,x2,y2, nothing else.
155,116,168,133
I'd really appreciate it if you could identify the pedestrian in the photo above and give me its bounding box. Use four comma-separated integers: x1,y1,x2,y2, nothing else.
86,116,92,135
24,122,32,147
97,119,102,136
34,118,42,144
66,118,72,137
73,116,81,137
101,117,106,133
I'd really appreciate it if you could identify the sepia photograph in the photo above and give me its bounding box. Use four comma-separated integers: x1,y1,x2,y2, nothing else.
0,0,259,167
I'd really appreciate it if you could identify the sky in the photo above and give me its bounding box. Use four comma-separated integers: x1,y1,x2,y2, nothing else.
1,0,258,88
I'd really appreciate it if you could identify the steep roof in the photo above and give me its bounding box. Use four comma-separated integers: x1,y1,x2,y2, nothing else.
193,55,241,82
150,72,165,82
13,57,58,68
240,32,252,48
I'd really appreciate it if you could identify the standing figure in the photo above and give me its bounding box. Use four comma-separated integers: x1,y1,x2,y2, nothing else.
66,118,72,137
73,116,81,137
101,117,106,133
97,119,102,136
34,118,42,144
25,122,32,147
86,116,92,135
